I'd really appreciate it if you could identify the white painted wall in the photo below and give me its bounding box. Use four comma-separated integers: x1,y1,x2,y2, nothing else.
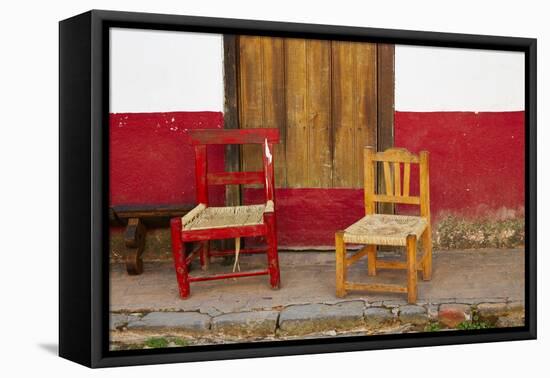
110,29,525,113
109,28,224,113
395,45,525,111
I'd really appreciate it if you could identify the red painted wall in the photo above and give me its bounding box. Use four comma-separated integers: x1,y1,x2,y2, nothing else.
395,111,525,219
244,188,365,248
110,110,525,248
109,111,225,206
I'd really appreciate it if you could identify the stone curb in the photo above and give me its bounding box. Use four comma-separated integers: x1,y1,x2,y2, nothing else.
212,310,279,337
127,312,211,334
278,302,365,336
111,299,525,338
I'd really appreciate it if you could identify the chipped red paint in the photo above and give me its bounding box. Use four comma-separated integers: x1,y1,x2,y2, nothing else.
189,270,270,283
170,217,189,298
262,141,276,203
395,111,525,219
109,111,225,206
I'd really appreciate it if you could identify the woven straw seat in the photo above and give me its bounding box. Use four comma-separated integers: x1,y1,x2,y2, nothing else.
182,202,272,231
343,214,428,246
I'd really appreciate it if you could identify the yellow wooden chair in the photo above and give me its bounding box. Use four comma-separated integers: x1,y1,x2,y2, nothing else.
335,146,432,303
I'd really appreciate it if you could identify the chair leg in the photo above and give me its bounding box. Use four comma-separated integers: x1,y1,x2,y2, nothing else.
264,212,280,289
367,245,377,276
199,241,210,271
335,231,347,298
170,218,190,298
422,226,433,281
406,235,418,304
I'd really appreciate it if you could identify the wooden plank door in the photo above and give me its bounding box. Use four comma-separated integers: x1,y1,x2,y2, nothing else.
230,35,393,190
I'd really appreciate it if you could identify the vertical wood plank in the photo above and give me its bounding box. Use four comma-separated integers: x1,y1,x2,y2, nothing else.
223,35,240,134
354,42,378,187
261,37,287,187
377,44,395,151
285,38,309,188
239,36,286,188
332,41,355,187
377,44,395,214
306,39,332,187
333,41,377,188
223,35,241,208
239,36,264,176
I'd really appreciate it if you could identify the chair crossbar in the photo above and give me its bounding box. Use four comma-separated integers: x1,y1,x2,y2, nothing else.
187,128,280,145
207,171,264,185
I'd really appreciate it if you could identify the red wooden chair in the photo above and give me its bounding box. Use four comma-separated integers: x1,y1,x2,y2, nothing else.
170,128,280,299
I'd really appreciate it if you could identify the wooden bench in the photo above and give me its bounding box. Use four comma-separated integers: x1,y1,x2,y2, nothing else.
110,204,195,275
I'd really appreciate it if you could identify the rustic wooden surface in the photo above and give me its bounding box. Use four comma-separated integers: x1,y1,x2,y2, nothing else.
406,234,418,303
335,147,432,303
112,205,195,275
112,204,195,221
332,41,377,188
420,151,433,280
124,217,146,275
335,231,346,298
237,37,382,189
238,36,286,186
377,43,395,215
223,34,242,211
286,38,332,187
187,128,280,145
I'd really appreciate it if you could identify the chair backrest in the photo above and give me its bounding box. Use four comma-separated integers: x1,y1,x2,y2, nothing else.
364,147,430,220
186,128,280,206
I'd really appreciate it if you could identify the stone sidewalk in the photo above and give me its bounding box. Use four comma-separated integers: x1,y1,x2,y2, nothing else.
110,248,525,348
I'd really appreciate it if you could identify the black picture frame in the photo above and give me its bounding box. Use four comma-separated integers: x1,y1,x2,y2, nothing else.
59,9,537,368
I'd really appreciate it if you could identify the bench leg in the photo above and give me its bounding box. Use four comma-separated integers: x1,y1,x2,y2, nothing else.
264,212,280,289
124,217,146,275
170,218,190,298
406,234,418,304
335,231,347,298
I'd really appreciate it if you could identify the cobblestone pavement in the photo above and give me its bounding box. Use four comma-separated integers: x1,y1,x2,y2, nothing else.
111,248,524,312
110,248,525,348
